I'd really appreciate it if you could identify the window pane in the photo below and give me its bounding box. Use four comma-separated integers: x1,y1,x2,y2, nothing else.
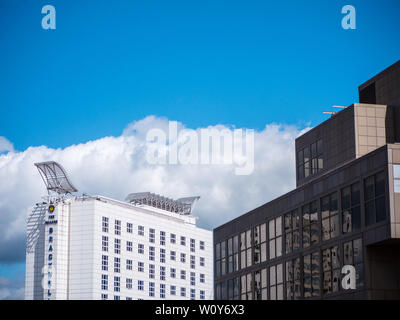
233,236,239,253
322,218,330,241
351,183,360,205
304,147,310,162
277,284,283,300
260,224,266,243
332,246,340,269
276,236,282,257
342,210,351,233
277,264,283,283
344,242,353,265
321,196,329,219
285,233,293,254
228,238,233,256
241,276,246,294
304,161,310,178
352,206,361,230
298,150,304,165
311,142,317,158
221,241,226,258
332,269,340,292
365,201,375,226
270,266,276,286
246,249,252,267
353,239,363,264
241,251,246,269
364,177,374,201
298,165,304,180
285,214,292,231
318,157,324,170
216,243,221,260
376,197,386,222
269,220,275,239
317,139,323,155
269,239,276,259
293,230,300,250
246,230,252,248
276,217,282,237
375,172,385,196
253,226,260,246
330,214,340,238
261,243,267,262
342,187,351,209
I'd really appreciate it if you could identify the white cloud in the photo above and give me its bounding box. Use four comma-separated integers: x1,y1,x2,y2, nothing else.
0,137,14,153
0,276,25,300
0,116,307,268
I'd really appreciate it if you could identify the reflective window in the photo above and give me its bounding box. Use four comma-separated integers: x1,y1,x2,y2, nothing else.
285,257,301,300
297,139,323,180
303,251,320,298
364,172,386,226
342,183,361,234
302,201,319,248
240,230,252,269
241,273,253,300
269,264,283,300
225,236,239,274
269,217,282,259
254,269,268,300
284,209,300,254
253,223,267,264
343,238,364,289
321,192,339,241
322,246,340,295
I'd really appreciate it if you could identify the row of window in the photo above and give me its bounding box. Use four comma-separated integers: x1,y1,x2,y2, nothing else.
216,238,363,300
102,218,205,251
101,279,206,300
101,240,206,267
215,172,385,277
297,139,323,180
101,255,206,282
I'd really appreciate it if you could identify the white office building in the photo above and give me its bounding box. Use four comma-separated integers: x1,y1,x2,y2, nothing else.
25,161,213,300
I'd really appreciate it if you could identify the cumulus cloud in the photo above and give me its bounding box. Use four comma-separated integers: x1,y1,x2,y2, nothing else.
0,116,307,269
0,275,25,300
0,137,14,153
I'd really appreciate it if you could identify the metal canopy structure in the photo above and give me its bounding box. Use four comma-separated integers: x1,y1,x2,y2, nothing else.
35,161,78,194
125,192,200,215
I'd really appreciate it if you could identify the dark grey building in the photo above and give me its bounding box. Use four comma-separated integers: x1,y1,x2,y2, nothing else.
213,60,400,300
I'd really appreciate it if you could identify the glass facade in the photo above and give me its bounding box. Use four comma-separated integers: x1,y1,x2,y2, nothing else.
215,171,387,300
297,139,323,180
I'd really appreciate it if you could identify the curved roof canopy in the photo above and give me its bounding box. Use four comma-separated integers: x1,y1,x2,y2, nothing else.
35,161,78,194
125,192,200,215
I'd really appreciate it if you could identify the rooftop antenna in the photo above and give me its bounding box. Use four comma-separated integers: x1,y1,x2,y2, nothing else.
323,105,348,116
322,111,336,115
35,161,78,196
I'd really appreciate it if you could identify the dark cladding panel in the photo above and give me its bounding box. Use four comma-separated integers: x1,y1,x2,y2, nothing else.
359,82,376,104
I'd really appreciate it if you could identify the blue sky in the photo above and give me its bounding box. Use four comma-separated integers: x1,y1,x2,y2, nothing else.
0,0,399,298
1,0,399,151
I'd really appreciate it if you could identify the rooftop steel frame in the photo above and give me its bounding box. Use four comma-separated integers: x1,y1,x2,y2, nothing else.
125,192,199,215
35,161,78,194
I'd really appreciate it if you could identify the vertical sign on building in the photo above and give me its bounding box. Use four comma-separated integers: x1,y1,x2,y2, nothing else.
43,204,58,299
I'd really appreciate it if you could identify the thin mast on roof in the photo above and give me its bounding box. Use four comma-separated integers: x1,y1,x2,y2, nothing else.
35,161,78,195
